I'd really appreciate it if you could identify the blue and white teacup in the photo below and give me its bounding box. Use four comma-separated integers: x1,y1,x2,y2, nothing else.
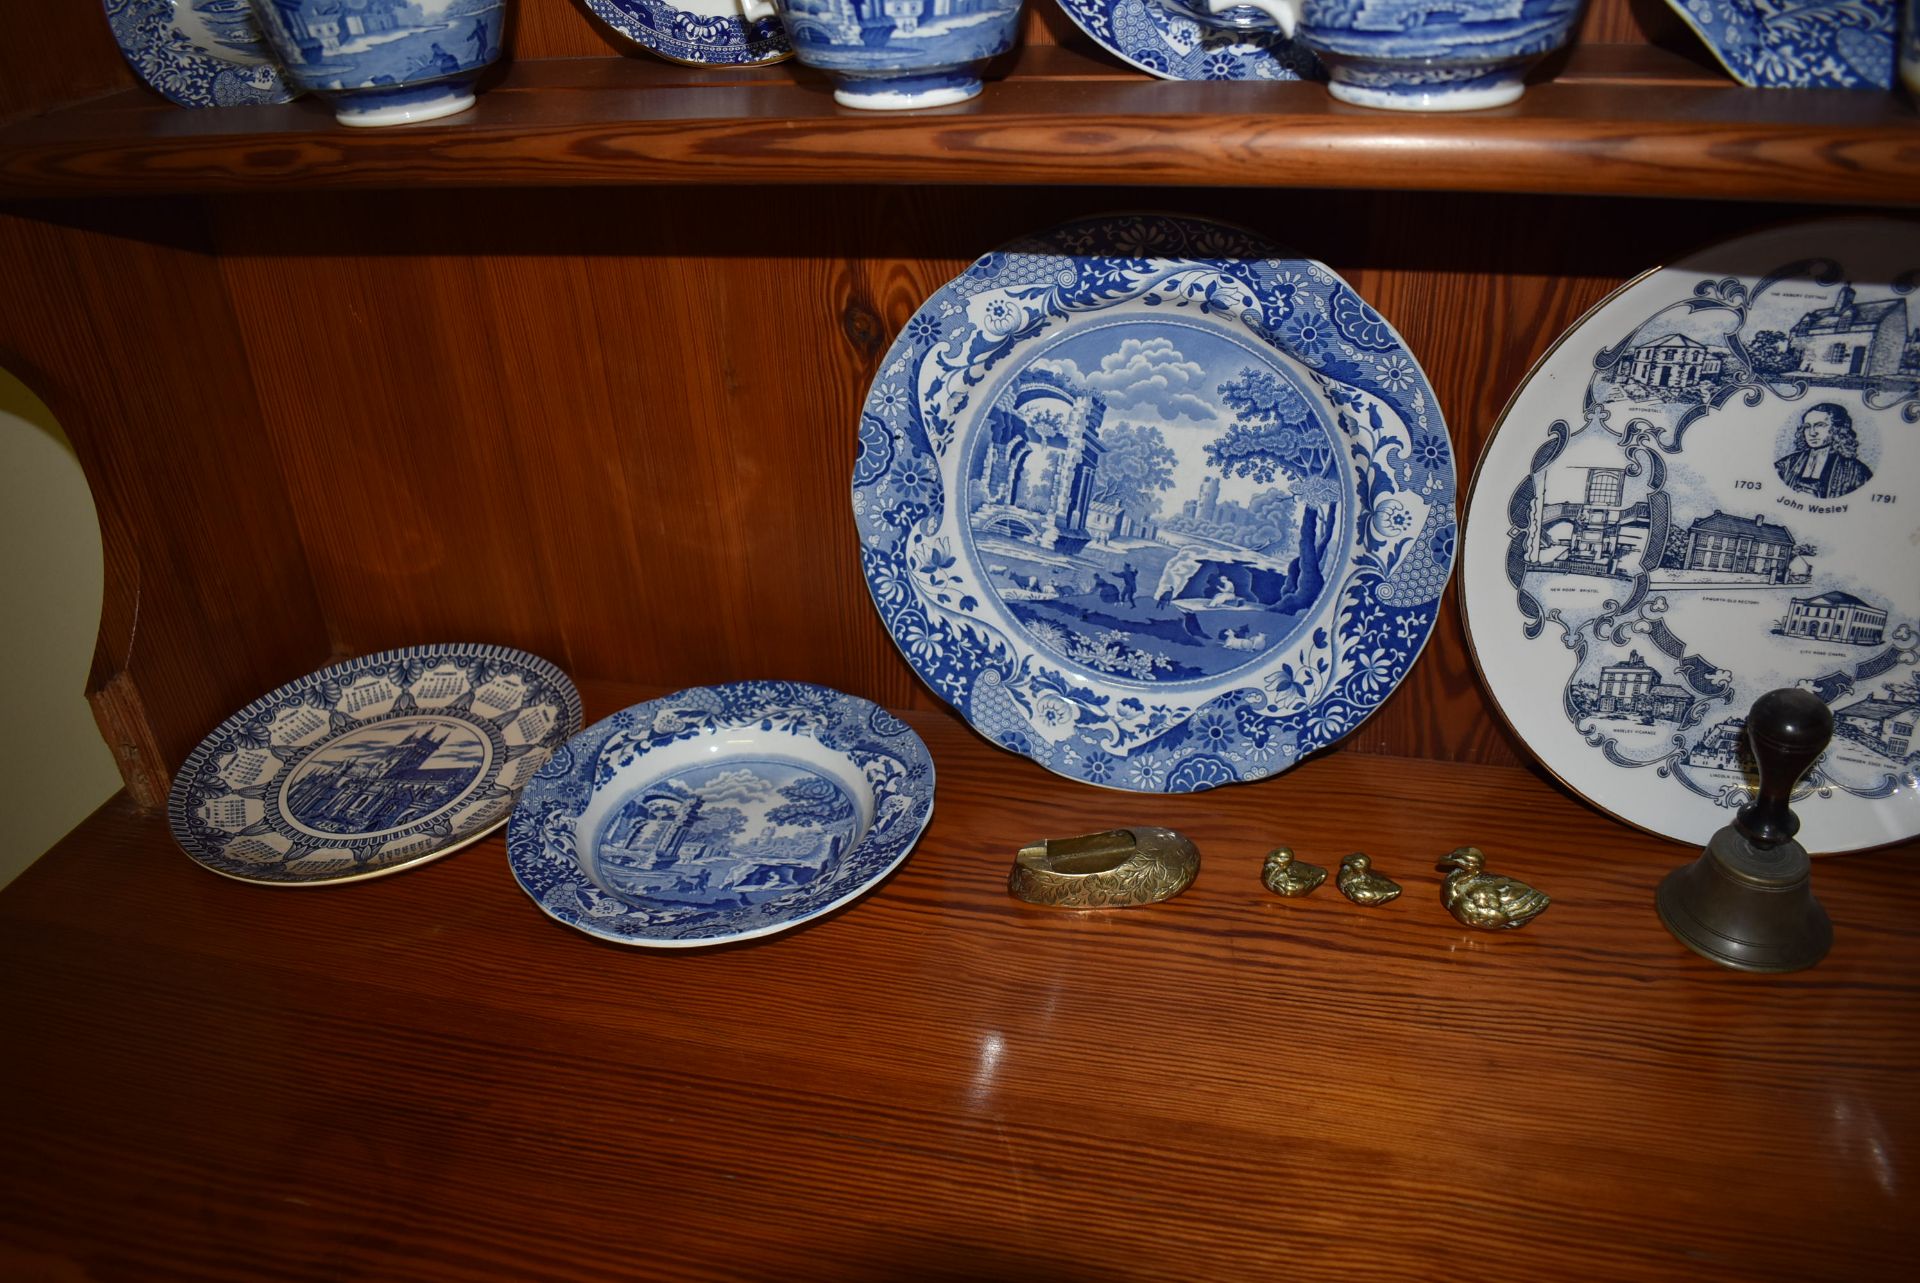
1167,0,1585,111
743,0,1026,110
249,0,509,127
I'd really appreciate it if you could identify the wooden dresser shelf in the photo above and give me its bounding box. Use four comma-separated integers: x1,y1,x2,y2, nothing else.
1,679,1915,1280
2,44,1915,203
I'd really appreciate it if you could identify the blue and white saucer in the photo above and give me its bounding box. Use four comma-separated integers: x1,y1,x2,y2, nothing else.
583,0,791,67
1052,0,1317,80
168,644,582,885
105,0,297,108
853,214,1455,793
507,682,935,947
1665,0,1897,89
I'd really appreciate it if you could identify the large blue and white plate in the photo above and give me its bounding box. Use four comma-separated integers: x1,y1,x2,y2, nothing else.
1052,0,1318,81
583,0,791,67
1461,218,1920,854
1665,0,1897,89
168,644,582,885
105,0,297,108
854,214,1455,793
507,682,935,947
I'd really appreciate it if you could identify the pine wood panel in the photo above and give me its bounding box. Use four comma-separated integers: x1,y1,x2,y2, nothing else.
0,204,330,804
1,682,1914,1282
7,45,1915,203
191,187,1824,771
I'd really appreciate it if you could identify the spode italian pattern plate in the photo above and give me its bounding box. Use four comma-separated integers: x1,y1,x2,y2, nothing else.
583,0,791,67
506,682,935,947
1052,0,1318,80
853,214,1456,793
1461,218,1920,854
168,643,582,885
106,0,296,107
1664,0,1896,89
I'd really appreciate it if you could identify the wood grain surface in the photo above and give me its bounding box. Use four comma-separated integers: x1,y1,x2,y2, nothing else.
3,44,1915,202
1,680,1914,1282
0,205,331,806
7,189,1908,794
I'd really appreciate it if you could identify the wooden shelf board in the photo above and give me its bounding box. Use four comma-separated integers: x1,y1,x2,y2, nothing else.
2,678,1916,1280
1,45,1915,202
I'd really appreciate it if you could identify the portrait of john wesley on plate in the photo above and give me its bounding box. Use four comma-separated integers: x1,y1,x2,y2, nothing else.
1775,403,1873,499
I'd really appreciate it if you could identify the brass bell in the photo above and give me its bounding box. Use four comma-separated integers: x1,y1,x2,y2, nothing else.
1655,688,1834,973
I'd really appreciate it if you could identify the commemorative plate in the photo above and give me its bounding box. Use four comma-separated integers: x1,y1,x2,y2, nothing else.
506,682,935,947
106,0,297,107
1461,218,1920,854
582,0,790,67
168,643,582,885
1663,0,1896,90
853,213,1455,793
1052,0,1318,80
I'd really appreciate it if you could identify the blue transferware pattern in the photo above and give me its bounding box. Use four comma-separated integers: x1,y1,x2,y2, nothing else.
1053,0,1318,80
168,643,582,884
506,682,936,946
583,0,791,67
105,0,296,107
1227,0,1586,109
1666,0,1896,89
853,214,1455,793
251,0,507,124
768,0,1025,107
1462,218,1920,854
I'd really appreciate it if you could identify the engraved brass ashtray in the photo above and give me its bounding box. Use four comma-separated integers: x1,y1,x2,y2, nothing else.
1008,828,1199,909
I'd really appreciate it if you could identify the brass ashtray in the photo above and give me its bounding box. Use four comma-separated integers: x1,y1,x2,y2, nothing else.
1008,827,1199,909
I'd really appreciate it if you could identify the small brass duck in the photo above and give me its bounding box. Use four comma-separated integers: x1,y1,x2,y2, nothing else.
1336,853,1401,906
1261,847,1327,898
1438,846,1551,931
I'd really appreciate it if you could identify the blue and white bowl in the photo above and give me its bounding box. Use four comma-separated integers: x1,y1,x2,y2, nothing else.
1169,0,1585,110
748,0,1026,109
250,0,509,127
507,682,936,947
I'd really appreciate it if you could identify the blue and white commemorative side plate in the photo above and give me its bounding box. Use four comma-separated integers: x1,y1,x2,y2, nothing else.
168,644,582,885
506,682,935,947
853,214,1456,793
1052,0,1317,81
582,0,790,67
1461,218,1920,854
105,0,297,108
1664,0,1897,89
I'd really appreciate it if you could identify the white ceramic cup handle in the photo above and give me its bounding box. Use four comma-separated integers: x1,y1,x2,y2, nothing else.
739,0,777,20
1210,0,1298,38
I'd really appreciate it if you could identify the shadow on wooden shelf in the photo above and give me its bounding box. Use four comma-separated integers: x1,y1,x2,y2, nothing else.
0,44,1913,203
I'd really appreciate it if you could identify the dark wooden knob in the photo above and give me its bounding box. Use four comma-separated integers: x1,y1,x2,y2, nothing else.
1734,687,1834,848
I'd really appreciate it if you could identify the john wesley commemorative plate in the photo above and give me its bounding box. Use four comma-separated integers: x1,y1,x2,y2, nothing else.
1461,219,1920,854
853,214,1456,793
168,643,582,885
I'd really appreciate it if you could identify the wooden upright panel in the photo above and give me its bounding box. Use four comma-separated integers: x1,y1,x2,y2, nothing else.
0,204,329,803
205,187,1815,767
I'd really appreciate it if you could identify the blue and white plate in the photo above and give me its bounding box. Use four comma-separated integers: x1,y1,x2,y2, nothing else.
507,682,935,947
853,214,1455,793
1052,0,1317,80
1461,218,1920,854
168,644,582,885
1665,0,1897,89
583,0,791,67
105,0,297,108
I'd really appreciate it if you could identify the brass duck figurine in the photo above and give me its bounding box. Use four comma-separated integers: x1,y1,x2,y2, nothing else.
1438,846,1550,931
1261,847,1327,898
1336,853,1401,906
